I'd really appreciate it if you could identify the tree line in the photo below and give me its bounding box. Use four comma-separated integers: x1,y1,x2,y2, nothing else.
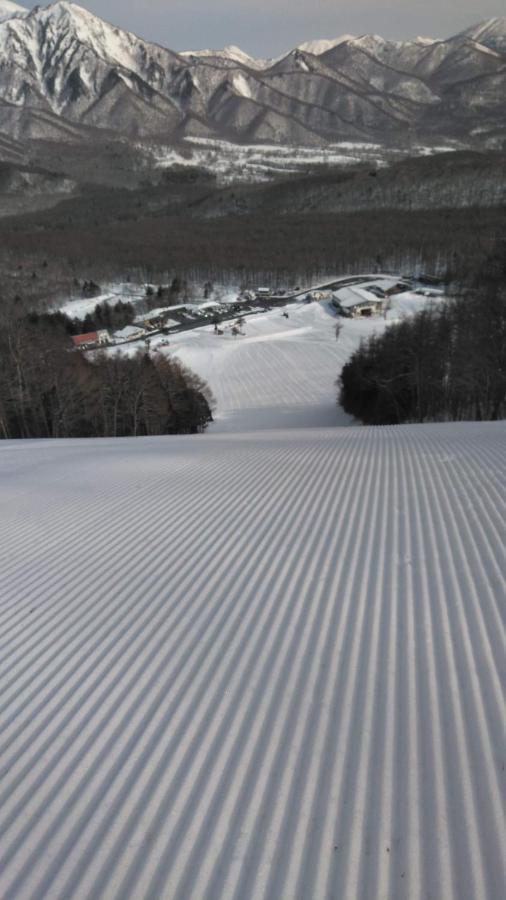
338,245,506,425
2,206,504,305
27,300,136,337
0,316,214,439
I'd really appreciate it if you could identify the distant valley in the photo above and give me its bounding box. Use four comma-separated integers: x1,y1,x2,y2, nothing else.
0,1,505,308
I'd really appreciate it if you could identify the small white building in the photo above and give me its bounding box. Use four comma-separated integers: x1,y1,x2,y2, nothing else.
112,324,146,343
134,308,182,329
332,286,385,318
363,278,410,297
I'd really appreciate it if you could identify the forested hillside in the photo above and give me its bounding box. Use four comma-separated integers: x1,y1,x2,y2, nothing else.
0,315,214,439
339,245,506,424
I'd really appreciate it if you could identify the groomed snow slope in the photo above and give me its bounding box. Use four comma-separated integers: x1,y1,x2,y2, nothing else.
166,302,356,430
0,420,505,899
157,297,435,431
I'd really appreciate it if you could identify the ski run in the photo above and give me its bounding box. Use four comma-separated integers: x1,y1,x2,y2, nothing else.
0,296,505,899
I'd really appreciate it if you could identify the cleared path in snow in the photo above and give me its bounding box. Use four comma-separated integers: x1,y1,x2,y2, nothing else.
154,301,376,430
0,422,505,899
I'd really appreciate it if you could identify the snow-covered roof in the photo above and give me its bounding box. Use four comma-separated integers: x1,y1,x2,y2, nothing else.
333,285,385,309
134,307,178,322
155,304,187,312
363,278,405,293
113,325,144,340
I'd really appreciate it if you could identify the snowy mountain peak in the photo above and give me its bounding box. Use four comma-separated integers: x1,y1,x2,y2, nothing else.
28,1,96,26
0,0,26,22
19,0,175,72
297,36,354,55
0,6,504,148
25,1,136,52
181,44,269,69
467,15,506,35
222,45,259,65
458,16,506,53
349,34,387,51
0,0,183,127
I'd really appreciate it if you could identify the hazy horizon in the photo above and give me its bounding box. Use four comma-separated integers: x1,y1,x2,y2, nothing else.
19,1,506,56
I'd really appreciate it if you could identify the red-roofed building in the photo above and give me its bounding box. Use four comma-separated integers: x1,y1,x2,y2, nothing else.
72,330,109,350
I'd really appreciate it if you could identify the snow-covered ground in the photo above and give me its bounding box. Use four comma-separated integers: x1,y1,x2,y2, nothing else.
0,421,504,899
146,138,384,183
58,282,157,320
1,282,504,899
59,277,440,429
58,282,242,320
162,301,367,430
144,137,461,184
134,292,440,431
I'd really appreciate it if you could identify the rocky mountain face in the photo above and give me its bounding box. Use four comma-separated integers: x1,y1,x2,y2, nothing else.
0,2,505,147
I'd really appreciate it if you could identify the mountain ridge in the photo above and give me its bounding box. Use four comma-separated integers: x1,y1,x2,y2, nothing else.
0,2,505,147
0,0,26,17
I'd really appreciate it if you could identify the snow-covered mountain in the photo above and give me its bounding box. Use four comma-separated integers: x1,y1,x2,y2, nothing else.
181,45,270,70
297,36,354,55
458,17,506,54
0,2,504,146
0,0,26,22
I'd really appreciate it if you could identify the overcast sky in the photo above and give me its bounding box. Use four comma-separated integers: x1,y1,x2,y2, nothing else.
24,1,506,56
